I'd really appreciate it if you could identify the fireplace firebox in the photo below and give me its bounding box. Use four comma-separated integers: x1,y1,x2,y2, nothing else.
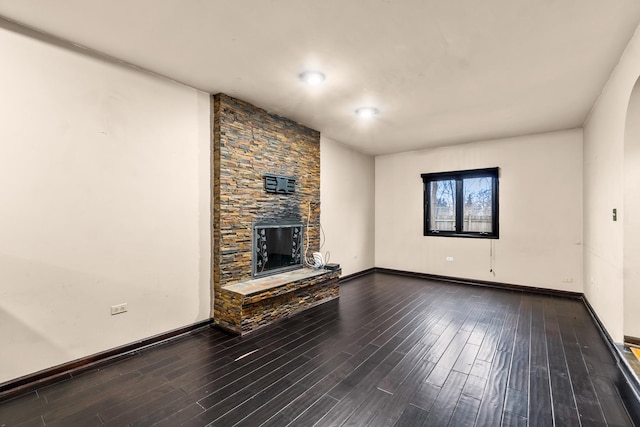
252,221,304,278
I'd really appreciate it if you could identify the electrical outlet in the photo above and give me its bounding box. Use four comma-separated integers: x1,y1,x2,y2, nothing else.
111,303,127,315
446,257,454,262
562,277,573,283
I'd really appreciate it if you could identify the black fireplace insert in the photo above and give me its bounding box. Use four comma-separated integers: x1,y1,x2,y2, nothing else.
252,221,303,277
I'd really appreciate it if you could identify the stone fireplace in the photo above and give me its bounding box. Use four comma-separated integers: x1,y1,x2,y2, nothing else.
212,94,339,334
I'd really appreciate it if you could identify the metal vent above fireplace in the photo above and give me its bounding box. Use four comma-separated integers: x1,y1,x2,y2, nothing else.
264,174,295,194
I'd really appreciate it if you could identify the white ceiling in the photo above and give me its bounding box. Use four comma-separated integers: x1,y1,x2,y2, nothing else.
1,0,639,155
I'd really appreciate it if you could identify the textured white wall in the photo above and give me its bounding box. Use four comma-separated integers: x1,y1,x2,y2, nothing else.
584,23,640,342
375,130,583,292
320,136,375,276
0,23,211,382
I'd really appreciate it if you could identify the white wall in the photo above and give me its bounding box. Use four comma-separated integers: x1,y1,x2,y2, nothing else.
584,23,640,342
624,79,640,339
0,22,211,383
375,130,583,292
320,136,375,276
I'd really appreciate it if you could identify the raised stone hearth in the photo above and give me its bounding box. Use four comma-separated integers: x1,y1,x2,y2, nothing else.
212,94,339,333
217,268,341,334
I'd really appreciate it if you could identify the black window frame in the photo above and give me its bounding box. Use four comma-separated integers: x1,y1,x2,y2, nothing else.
421,167,499,239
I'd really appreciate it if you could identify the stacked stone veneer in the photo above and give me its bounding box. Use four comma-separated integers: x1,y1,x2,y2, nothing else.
217,269,340,334
212,93,333,333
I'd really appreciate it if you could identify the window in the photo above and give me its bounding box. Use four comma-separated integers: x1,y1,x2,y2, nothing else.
422,167,499,238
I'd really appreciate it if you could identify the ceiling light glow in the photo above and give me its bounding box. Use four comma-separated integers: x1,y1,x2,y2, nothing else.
355,107,379,119
300,71,326,86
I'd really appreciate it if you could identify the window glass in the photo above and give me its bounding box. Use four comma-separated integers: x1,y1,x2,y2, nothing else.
462,177,493,233
429,180,456,232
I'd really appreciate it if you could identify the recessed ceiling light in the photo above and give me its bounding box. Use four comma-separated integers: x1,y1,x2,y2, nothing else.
299,71,326,86
355,107,379,119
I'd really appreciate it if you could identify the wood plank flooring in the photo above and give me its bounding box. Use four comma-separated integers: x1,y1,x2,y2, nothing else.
0,272,636,426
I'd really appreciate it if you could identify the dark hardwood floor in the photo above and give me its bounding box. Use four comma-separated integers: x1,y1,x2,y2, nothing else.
0,273,637,426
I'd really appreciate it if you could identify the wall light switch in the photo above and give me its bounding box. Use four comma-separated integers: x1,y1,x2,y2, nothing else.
613,208,617,221
446,257,454,262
